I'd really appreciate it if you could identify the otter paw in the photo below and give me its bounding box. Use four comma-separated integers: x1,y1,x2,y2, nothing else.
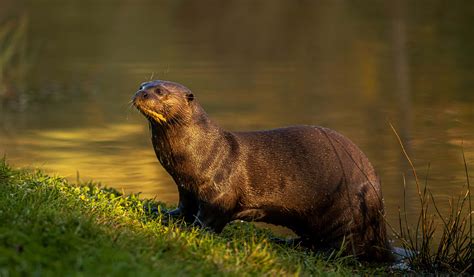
143,203,159,216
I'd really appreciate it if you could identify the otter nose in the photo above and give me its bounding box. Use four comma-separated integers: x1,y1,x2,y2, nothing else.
133,90,149,101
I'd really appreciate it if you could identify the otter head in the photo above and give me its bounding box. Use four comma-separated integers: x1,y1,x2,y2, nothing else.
132,80,195,125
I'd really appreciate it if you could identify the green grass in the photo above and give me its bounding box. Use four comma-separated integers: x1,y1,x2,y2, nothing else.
0,160,387,276
2,155,470,276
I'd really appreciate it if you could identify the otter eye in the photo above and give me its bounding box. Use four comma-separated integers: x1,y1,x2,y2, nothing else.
154,88,162,95
187,93,194,101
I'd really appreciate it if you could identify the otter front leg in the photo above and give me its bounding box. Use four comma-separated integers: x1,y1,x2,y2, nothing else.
192,202,230,233
166,186,198,223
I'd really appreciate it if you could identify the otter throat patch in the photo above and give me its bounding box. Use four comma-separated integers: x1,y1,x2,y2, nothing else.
143,108,167,123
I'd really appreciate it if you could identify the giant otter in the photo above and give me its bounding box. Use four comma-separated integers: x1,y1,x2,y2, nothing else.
132,80,393,261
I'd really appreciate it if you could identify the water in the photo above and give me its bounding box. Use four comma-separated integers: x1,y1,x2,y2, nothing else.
1,0,473,230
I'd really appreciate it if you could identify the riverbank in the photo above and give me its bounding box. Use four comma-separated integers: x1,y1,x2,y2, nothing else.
0,161,395,275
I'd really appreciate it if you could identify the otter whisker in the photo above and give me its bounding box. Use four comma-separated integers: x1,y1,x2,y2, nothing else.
149,72,155,81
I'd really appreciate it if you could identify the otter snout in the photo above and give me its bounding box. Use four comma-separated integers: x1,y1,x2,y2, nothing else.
133,90,148,102
133,89,159,106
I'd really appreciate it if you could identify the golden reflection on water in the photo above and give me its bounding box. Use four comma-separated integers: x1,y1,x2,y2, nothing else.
0,124,178,202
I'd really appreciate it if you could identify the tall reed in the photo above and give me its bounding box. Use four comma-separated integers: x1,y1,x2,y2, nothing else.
0,15,31,105
388,123,472,274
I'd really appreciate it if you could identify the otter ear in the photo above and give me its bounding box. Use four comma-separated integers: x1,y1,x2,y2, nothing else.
186,93,194,102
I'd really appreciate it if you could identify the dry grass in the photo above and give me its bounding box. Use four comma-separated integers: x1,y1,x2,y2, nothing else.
388,123,472,274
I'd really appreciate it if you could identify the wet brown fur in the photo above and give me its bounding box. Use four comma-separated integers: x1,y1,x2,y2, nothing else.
132,80,393,262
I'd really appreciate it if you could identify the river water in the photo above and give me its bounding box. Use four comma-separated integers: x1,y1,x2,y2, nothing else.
1,1,473,230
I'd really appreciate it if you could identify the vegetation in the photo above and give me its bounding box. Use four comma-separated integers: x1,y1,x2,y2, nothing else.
0,15,30,104
0,160,385,276
388,124,473,274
